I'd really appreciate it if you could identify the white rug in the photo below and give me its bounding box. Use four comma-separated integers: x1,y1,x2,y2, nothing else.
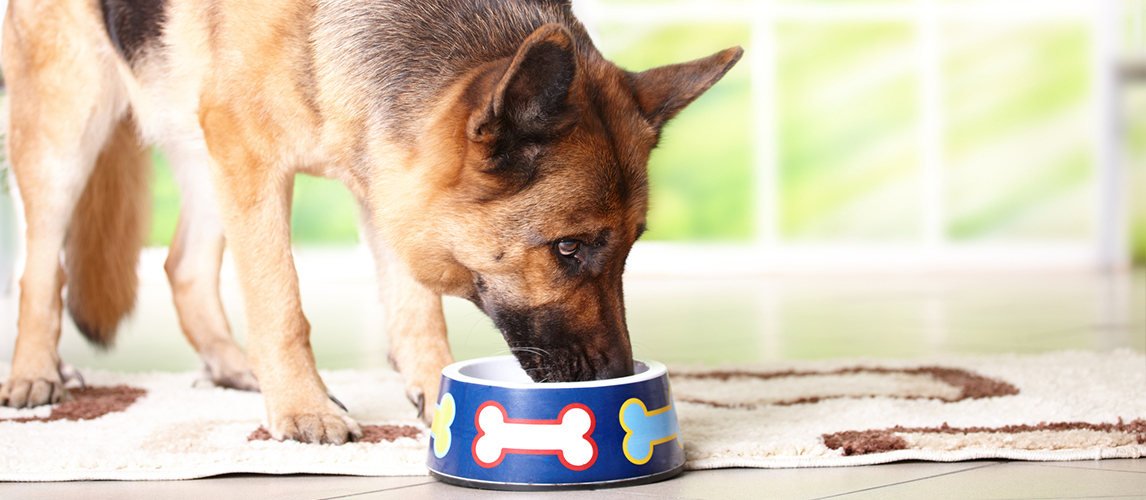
1,349,1143,481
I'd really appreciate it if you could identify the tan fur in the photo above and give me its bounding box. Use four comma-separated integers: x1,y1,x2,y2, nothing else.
164,202,259,391
66,115,151,346
2,0,741,444
1,0,131,408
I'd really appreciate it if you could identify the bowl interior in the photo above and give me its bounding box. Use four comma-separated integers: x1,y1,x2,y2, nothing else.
447,356,658,389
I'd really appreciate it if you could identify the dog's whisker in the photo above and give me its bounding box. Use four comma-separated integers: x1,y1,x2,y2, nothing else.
509,346,551,358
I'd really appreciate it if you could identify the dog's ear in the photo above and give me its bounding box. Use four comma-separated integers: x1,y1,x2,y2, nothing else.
467,23,579,146
629,46,744,132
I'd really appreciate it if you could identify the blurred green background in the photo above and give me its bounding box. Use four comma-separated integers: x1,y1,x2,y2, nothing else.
131,0,1143,263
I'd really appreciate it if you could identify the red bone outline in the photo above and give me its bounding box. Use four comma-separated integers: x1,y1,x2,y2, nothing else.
471,401,598,471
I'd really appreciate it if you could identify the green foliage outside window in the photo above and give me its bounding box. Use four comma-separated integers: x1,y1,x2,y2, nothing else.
148,156,360,246
594,22,754,241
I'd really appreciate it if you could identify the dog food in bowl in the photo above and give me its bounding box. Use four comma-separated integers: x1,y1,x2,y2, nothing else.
426,356,684,490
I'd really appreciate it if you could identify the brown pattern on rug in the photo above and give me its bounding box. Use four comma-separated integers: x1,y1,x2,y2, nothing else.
0,385,146,423
672,366,1019,409
0,351,1141,479
247,425,423,443
823,419,1146,456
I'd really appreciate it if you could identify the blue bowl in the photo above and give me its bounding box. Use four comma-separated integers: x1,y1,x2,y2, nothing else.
426,356,685,490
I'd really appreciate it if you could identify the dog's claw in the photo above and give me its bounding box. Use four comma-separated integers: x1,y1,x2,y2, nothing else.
59,362,86,391
406,388,429,425
327,393,348,413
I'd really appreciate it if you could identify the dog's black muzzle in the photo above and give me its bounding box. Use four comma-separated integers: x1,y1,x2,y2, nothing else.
485,304,635,383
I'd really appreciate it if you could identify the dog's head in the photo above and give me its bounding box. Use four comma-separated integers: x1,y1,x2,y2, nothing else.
398,24,741,383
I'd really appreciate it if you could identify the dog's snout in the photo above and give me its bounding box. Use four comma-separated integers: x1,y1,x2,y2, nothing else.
491,302,634,383
595,354,635,380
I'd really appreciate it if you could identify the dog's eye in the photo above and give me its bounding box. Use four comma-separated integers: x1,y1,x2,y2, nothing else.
556,239,580,257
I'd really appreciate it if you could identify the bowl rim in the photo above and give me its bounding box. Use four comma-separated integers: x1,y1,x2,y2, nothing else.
442,355,666,389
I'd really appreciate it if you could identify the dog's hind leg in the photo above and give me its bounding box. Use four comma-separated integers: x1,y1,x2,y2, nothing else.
163,145,258,392
360,212,453,426
1,0,131,407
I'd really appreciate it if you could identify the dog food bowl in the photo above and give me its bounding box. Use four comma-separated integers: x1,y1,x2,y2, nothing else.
425,356,685,490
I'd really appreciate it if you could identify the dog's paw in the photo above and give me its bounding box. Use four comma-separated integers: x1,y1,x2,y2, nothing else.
195,364,260,392
197,343,260,392
1,373,68,408
0,358,83,408
270,404,363,445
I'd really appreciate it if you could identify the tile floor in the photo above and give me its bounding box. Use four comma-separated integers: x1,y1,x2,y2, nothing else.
1,248,1144,499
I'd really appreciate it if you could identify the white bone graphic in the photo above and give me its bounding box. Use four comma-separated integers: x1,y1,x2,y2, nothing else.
472,402,597,470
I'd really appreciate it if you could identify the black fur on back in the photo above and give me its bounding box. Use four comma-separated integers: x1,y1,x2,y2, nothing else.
100,0,167,64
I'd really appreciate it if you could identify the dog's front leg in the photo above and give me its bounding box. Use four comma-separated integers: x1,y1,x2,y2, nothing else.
205,158,360,444
362,223,452,426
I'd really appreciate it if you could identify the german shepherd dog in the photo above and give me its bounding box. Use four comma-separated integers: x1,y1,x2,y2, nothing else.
1,0,741,444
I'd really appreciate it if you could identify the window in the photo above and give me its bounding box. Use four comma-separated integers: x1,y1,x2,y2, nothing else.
577,0,1138,272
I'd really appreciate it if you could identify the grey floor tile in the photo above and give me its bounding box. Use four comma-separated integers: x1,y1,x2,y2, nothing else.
607,462,1001,500
1034,459,1146,474
339,478,668,500
830,461,1146,500
0,474,434,500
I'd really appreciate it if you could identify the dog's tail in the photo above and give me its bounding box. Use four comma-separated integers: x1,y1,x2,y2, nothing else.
65,115,152,347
